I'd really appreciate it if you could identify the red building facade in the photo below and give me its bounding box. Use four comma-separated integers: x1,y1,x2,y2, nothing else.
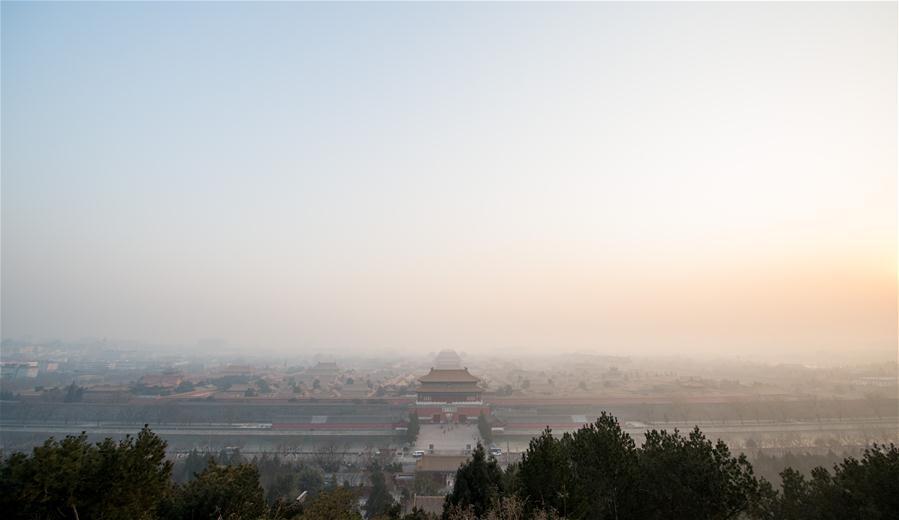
415,367,487,423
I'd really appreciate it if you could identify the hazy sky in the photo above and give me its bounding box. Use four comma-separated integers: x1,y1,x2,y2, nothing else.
2,2,896,361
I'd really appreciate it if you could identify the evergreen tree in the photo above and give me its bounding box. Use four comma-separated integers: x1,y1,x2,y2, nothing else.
162,462,266,520
406,411,420,444
477,412,493,445
0,426,172,520
443,443,504,519
565,412,640,519
516,428,571,516
2,415,896,520
300,487,363,520
64,382,84,403
637,426,760,519
175,449,210,483
364,462,395,519
751,443,899,520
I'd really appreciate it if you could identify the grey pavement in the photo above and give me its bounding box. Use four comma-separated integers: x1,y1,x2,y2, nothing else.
414,423,482,454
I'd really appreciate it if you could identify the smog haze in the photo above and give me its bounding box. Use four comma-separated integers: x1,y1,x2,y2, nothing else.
2,2,896,362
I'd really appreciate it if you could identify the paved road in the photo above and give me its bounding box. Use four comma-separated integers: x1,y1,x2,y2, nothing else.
2,418,894,447
0,423,396,437
414,424,482,454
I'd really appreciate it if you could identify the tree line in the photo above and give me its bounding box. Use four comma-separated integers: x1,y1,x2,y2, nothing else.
1,413,896,519
0,426,413,520
1,426,335,520
445,412,898,519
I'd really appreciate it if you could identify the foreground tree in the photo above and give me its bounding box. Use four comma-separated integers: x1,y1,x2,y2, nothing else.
515,428,571,516
300,487,363,520
564,412,640,519
174,449,210,483
478,412,493,445
752,443,899,520
364,461,395,518
443,444,504,518
445,496,562,520
0,426,172,520
161,462,266,520
637,427,760,519
3,416,895,520
511,414,768,519
407,411,421,444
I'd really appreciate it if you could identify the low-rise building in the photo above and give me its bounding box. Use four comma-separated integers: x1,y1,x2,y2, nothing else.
415,454,469,488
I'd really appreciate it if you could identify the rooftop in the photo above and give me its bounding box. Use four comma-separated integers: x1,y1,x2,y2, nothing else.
416,383,481,393
418,368,479,384
415,454,470,473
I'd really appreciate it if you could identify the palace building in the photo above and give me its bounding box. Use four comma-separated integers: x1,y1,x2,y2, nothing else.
415,350,487,423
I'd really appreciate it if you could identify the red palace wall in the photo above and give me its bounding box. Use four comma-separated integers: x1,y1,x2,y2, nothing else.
415,404,489,423
416,393,482,403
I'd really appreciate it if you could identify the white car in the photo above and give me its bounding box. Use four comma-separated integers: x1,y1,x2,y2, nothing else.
412,450,425,458
489,447,502,456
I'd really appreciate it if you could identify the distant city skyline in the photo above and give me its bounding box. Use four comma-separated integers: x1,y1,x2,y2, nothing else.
2,2,896,361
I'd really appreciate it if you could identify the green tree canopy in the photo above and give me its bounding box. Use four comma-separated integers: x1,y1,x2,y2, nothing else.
477,412,493,445
300,487,363,520
0,426,172,520
443,443,504,519
406,411,421,444
364,462,395,519
515,428,571,516
637,427,760,519
564,412,640,519
752,443,899,520
162,461,266,520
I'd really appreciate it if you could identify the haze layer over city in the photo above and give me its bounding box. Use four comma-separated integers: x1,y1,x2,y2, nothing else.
1,2,897,519
3,1,896,363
